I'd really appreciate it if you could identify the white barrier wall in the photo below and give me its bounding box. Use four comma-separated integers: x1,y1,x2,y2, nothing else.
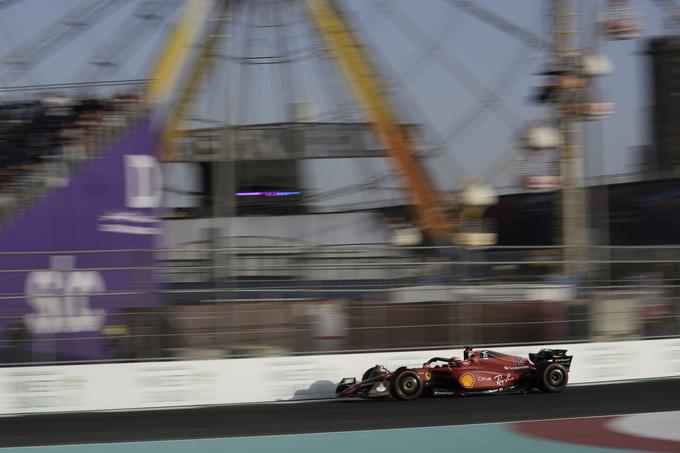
1,338,679,415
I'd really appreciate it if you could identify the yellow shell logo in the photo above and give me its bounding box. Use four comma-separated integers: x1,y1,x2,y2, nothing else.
460,373,475,389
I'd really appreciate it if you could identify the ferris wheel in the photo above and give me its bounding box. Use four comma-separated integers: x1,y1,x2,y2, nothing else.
0,0,663,252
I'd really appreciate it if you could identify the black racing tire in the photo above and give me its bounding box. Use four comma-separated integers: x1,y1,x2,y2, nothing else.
390,369,423,401
539,363,569,392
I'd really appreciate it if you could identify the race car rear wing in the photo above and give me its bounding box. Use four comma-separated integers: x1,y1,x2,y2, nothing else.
529,349,573,371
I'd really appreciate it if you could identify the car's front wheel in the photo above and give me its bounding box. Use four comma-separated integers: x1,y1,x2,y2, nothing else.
390,370,424,400
539,363,568,392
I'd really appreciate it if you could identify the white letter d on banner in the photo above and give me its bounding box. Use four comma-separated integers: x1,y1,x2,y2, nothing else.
125,155,162,208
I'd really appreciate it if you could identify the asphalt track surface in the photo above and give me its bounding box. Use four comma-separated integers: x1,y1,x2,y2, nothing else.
1,379,679,448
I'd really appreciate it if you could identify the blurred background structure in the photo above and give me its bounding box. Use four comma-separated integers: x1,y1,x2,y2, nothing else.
0,0,678,364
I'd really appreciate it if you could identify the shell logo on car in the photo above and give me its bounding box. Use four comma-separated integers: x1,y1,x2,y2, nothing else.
460,373,475,389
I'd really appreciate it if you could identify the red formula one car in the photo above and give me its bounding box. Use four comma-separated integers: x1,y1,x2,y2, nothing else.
336,347,572,400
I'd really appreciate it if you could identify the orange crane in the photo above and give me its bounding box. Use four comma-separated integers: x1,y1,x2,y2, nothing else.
304,0,456,241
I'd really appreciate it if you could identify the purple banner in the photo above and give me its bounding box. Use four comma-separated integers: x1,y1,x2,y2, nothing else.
0,116,162,363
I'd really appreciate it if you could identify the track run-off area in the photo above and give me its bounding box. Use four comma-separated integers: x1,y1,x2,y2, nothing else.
0,379,679,452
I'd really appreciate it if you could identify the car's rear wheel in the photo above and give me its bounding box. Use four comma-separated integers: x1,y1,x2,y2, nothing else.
539,363,568,392
390,370,423,401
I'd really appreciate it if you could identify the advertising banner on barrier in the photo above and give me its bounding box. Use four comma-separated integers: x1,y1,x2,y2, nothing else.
0,116,162,363
0,339,679,415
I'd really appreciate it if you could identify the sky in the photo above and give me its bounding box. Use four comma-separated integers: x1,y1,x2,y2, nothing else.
0,0,672,209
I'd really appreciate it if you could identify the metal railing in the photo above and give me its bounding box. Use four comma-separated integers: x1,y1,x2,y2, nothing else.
0,244,678,365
